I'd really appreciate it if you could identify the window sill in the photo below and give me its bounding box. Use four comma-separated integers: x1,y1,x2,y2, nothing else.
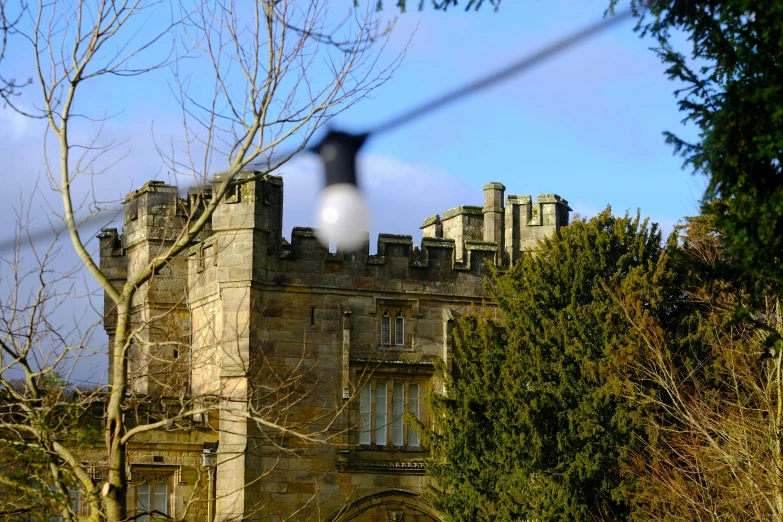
356,444,426,452
376,344,415,353
336,448,428,475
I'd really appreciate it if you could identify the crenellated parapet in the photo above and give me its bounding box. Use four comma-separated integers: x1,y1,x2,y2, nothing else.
422,183,572,267
255,228,496,296
100,180,204,394
102,175,571,325
100,174,570,393
505,193,572,265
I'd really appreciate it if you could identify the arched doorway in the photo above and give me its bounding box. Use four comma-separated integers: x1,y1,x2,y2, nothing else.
327,489,442,522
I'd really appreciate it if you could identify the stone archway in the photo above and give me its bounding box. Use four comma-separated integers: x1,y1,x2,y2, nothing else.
326,489,442,522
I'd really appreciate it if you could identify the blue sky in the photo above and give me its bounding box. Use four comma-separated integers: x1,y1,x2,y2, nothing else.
283,0,704,241
351,1,703,232
0,1,704,384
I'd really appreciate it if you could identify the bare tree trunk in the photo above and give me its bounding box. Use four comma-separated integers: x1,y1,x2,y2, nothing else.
104,300,131,521
775,299,783,522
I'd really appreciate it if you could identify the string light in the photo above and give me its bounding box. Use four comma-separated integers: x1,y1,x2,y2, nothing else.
311,131,371,250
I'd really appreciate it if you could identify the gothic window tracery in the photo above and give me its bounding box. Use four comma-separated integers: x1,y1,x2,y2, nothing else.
357,379,423,448
381,311,391,346
379,308,407,347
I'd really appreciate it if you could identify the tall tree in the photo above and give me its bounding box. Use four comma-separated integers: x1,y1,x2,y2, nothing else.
425,209,686,521
617,214,783,521
625,0,783,296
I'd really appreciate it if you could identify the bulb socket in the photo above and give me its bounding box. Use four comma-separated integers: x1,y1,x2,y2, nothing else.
311,130,369,188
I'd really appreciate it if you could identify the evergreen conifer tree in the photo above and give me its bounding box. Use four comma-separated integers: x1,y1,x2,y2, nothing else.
425,209,685,521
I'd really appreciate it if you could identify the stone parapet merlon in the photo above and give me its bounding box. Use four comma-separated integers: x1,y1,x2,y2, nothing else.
102,175,571,329
505,193,572,265
283,229,497,272
422,184,571,267
262,229,492,296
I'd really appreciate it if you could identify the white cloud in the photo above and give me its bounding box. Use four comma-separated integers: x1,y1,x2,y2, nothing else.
0,106,35,141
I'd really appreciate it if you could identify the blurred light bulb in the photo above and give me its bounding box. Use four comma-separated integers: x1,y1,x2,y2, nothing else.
315,183,370,251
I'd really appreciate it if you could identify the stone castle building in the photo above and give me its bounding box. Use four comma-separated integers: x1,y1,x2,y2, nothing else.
98,172,571,521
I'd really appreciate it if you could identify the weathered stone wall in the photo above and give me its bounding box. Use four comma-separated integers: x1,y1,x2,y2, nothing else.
439,206,484,262
108,181,196,395
100,173,571,522
219,281,483,521
68,426,217,522
422,183,572,267
125,434,215,522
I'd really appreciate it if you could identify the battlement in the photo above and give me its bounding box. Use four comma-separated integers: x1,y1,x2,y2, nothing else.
181,177,568,303
101,176,571,354
101,176,571,304
421,184,572,266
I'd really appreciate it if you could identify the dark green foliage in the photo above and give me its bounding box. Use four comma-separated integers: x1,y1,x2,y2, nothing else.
626,0,783,296
425,209,685,521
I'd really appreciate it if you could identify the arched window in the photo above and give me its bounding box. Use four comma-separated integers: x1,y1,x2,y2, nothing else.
381,312,391,345
395,312,404,346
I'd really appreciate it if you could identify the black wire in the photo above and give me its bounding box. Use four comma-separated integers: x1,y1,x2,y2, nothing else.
0,8,635,253
368,7,633,136
0,210,124,253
